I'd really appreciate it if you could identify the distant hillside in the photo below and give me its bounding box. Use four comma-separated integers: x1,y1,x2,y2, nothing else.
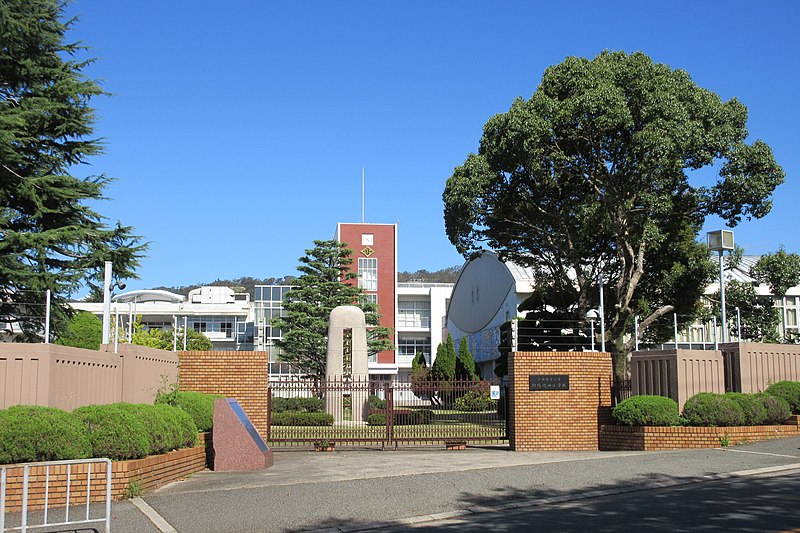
151,266,462,296
398,266,461,284
150,276,296,297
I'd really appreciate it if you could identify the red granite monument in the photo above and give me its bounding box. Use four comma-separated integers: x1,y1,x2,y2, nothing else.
213,398,274,471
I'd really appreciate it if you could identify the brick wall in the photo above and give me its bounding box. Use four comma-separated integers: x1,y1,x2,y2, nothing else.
509,351,613,451
1,435,207,512
178,351,269,437
600,419,800,451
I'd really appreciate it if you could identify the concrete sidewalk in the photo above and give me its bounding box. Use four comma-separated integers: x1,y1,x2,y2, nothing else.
111,437,800,532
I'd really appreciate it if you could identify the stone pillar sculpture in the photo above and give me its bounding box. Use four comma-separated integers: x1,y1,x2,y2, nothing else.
326,306,369,423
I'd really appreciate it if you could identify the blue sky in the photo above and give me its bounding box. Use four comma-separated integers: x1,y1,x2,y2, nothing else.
65,1,799,291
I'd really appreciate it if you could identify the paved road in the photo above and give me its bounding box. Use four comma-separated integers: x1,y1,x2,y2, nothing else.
9,438,800,532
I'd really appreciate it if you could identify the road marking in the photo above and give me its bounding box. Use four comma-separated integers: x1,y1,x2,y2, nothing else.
717,448,800,459
131,497,177,533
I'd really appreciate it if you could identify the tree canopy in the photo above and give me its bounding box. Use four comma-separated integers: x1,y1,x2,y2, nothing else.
55,311,101,350
131,326,212,351
271,240,392,379
443,51,784,377
1,0,147,341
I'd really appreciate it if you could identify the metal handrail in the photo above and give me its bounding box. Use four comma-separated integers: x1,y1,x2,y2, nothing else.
1,457,112,533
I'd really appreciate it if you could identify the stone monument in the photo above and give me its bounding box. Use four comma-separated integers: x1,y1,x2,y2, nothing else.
325,305,369,423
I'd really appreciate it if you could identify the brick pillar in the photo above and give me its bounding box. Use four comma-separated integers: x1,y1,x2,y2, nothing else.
178,351,270,437
509,351,613,451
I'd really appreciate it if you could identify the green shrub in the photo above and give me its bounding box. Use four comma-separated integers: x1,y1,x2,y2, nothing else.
682,393,745,427
757,393,792,424
270,411,333,426
368,395,386,410
73,404,152,460
765,381,800,414
611,395,680,426
367,413,386,426
0,406,91,464
271,396,324,413
725,393,768,426
117,404,198,454
155,391,221,431
454,391,497,412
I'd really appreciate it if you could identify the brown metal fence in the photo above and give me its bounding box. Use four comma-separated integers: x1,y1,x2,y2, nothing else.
266,376,507,449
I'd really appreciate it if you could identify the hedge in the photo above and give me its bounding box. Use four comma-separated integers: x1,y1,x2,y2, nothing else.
765,381,800,414
612,395,680,426
682,393,745,427
271,397,324,413
368,395,387,410
367,409,433,426
73,404,152,461
757,393,792,424
454,391,496,412
0,406,91,464
116,403,198,454
725,393,768,426
155,390,221,431
270,411,334,426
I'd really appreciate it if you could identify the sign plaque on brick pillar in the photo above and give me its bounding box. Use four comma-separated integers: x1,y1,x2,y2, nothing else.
509,351,613,451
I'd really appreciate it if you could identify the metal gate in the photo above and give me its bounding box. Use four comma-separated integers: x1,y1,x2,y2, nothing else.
266,377,507,449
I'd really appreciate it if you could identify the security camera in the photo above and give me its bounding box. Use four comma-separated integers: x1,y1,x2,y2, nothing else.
116,282,127,291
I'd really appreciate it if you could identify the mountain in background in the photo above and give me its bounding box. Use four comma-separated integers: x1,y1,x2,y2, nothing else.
150,266,462,296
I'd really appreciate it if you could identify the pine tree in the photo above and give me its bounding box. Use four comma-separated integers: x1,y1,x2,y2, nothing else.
456,337,478,380
431,333,457,381
0,0,147,341
272,240,392,379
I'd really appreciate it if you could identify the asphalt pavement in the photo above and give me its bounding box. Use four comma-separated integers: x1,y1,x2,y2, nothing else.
11,438,800,532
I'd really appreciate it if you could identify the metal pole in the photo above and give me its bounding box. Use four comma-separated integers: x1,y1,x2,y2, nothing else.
634,315,639,351
673,313,678,349
736,306,741,341
128,302,133,343
599,274,606,352
183,316,187,350
102,261,112,344
590,321,595,351
173,315,177,352
713,316,718,350
44,289,51,344
114,310,119,353
719,250,727,343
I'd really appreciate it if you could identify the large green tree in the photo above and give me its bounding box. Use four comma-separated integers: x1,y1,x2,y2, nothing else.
55,311,101,350
271,240,392,379
0,0,147,341
131,327,212,351
443,51,784,378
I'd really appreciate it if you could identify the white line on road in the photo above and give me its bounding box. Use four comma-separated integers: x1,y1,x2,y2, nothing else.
716,448,800,459
131,497,178,533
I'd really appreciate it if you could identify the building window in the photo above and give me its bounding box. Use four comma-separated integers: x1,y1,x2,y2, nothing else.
397,336,431,365
362,233,373,246
360,294,378,306
358,258,378,291
398,300,431,328
221,322,233,337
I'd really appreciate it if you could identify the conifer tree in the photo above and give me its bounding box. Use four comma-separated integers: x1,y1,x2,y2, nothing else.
456,337,478,380
1,0,147,341
272,240,392,379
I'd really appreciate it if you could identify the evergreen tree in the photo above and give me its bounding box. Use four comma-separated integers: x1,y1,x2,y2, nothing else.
0,0,147,341
271,240,392,379
456,337,478,380
55,311,101,350
431,334,457,381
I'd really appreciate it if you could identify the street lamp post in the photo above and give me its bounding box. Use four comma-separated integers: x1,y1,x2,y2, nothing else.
707,230,734,343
